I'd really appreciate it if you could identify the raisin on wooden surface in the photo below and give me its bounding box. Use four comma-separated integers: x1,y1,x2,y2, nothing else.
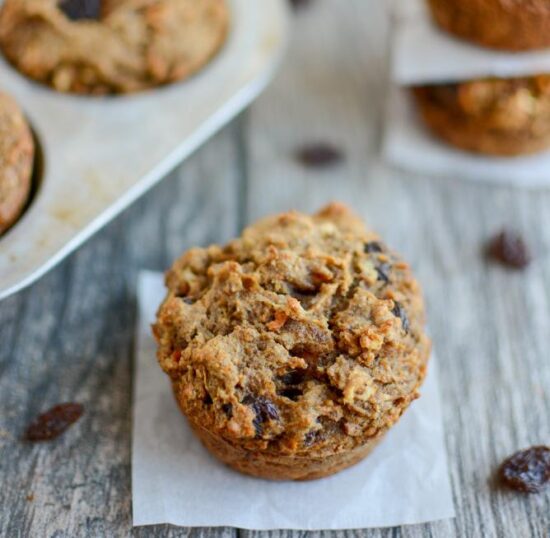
499,446,550,493
289,0,313,10
295,143,344,169
24,403,84,442
487,230,531,269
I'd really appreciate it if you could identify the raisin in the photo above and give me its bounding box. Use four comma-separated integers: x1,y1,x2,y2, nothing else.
203,393,213,405
60,0,102,20
279,369,306,386
392,302,410,332
487,230,531,269
25,403,84,442
221,403,233,418
364,241,383,254
289,0,313,10
295,143,344,168
279,388,303,401
288,285,317,308
376,263,391,283
500,446,550,493
304,428,326,447
304,430,318,446
242,395,279,436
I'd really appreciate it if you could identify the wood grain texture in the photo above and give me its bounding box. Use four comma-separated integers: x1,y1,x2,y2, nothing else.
0,123,243,538
1,0,550,536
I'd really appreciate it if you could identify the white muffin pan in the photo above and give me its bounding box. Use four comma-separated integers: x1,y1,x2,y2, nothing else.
0,0,289,300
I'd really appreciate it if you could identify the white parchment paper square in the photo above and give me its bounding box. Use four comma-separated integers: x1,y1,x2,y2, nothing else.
392,0,550,85
383,87,550,188
132,271,455,530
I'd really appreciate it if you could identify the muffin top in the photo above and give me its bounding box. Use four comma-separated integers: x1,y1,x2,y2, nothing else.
416,75,550,131
0,0,229,94
154,204,430,456
0,92,34,234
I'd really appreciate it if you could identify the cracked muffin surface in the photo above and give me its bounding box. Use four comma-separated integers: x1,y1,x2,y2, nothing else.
413,75,550,156
153,203,430,480
0,92,34,235
0,0,229,95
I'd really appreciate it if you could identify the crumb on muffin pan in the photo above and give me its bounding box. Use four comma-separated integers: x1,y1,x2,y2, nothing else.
0,0,289,301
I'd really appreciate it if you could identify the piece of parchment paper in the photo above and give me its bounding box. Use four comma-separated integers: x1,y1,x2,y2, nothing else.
392,0,550,85
132,271,455,530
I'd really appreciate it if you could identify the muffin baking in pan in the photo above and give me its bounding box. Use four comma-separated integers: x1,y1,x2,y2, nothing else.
0,0,229,95
153,203,430,480
0,92,34,235
427,0,550,51
413,75,550,156
0,0,287,301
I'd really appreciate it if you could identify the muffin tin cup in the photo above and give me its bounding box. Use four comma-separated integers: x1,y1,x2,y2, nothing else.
0,0,289,301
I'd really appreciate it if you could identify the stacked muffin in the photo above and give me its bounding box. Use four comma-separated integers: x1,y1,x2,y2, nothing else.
414,1,550,156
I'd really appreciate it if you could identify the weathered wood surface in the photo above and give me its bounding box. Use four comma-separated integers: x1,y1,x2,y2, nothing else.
1,1,550,536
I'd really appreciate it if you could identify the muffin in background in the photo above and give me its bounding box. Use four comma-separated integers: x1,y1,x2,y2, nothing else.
413,75,550,156
153,203,430,480
427,0,550,51
0,0,229,95
0,92,34,235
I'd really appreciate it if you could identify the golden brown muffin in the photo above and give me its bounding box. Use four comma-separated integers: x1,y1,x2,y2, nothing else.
427,0,550,51
153,203,430,481
0,0,229,95
413,75,550,156
0,92,34,235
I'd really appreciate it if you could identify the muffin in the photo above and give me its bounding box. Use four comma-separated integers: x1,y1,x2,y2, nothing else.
413,75,550,156
153,203,431,481
427,0,550,51
0,92,34,235
0,0,229,95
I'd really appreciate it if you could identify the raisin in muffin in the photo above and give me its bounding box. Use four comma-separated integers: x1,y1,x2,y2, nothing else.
0,92,34,235
0,0,229,95
427,0,550,51
153,203,430,481
413,75,550,156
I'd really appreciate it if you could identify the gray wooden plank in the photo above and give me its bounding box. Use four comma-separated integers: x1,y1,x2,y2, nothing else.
0,123,243,538
241,1,550,537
